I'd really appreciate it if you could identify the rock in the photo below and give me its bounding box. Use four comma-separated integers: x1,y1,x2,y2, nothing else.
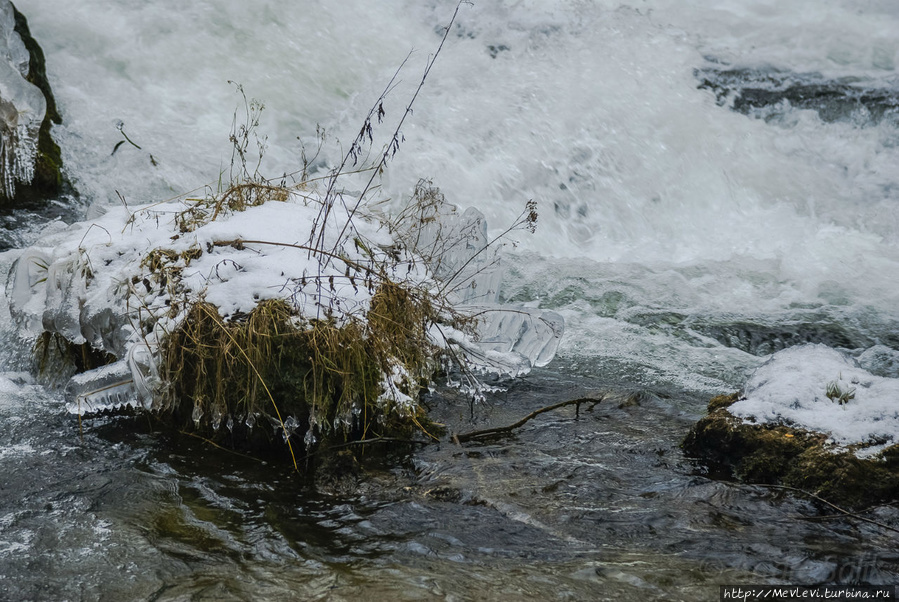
683,393,899,508
696,65,899,126
0,1,66,205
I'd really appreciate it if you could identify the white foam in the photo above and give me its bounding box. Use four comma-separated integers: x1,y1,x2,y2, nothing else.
21,0,899,395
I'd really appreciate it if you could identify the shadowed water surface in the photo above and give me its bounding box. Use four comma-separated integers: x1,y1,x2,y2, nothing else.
1,370,896,601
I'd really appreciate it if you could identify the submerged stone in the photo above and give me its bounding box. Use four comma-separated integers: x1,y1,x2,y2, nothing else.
683,393,899,508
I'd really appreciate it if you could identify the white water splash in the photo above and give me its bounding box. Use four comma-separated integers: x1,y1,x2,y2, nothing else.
20,0,899,395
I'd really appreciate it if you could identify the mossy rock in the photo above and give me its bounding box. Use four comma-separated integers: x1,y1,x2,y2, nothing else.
683,393,899,508
8,3,68,205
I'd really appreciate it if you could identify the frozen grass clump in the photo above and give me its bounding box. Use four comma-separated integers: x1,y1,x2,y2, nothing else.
6,121,561,467
8,171,537,460
6,4,563,465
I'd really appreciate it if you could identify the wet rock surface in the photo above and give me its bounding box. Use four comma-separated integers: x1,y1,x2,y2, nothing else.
696,66,899,126
683,393,899,508
4,2,66,205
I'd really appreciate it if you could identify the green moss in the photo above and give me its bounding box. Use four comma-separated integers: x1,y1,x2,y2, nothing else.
32,122,64,193
785,446,899,507
684,398,899,508
882,444,899,469
707,392,740,413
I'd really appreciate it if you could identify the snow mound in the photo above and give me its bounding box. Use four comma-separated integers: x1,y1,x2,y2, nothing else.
730,344,899,457
7,183,562,415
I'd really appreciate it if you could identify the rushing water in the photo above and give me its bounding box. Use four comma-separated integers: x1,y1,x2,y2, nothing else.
2,0,899,599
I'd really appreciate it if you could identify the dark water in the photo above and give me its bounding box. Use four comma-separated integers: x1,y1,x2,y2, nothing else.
1,367,896,601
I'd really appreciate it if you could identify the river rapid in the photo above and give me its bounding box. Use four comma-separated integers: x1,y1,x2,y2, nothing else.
2,0,898,599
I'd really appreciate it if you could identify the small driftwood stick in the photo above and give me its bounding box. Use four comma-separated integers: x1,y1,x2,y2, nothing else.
454,396,603,443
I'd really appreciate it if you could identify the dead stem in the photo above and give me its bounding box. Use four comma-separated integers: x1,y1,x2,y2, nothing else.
454,396,604,443
753,483,899,535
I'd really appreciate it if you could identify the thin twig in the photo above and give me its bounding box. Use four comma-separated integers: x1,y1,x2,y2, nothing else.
296,436,431,463
178,430,265,463
430,321,489,408
330,0,468,254
437,204,532,298
454,396,603,443
312,53,412,254
212,238,381,277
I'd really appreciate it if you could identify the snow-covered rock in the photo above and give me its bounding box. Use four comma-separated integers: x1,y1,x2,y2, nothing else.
684,344,899,507
731,344,899,458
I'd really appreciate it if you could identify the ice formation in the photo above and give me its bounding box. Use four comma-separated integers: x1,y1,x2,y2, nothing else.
393,194,563,376
729,344,899,457
0,0,46,199
7,185,562,415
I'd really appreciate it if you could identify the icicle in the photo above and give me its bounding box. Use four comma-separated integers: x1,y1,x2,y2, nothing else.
0,0,46,199
191,403,203,427
303,427,317,451
283,415,299,442
64,360,135,415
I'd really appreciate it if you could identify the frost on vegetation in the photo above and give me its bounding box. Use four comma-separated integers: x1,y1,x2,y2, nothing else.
392,181,562,379
729,344,899,457
0,0,45,199
4,2,562,456
4,142,562,449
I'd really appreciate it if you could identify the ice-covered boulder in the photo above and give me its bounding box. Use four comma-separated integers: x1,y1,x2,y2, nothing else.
0,2,64,204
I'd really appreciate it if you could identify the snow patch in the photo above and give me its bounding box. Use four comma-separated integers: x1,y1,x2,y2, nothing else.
730,344,899,457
